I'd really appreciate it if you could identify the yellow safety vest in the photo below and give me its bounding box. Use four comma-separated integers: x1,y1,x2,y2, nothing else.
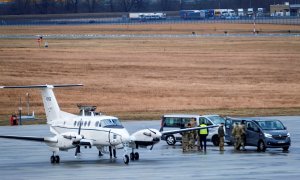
199,124,208,135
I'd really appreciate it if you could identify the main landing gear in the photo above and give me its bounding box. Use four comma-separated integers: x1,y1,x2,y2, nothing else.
50,153,60,164
130,149,139,161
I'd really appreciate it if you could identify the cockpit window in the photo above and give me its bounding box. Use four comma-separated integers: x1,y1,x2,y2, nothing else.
101,119,123,128
257,120,285,130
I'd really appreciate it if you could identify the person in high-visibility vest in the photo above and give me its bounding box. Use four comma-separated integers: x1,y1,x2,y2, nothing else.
198,120,209,151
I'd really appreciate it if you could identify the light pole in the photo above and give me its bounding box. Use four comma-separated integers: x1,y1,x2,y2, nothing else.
26,92,30,115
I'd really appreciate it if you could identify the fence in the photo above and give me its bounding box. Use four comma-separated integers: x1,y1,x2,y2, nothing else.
1,16,300,26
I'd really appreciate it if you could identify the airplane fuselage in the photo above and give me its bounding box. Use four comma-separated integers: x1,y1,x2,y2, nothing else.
49,113,130,149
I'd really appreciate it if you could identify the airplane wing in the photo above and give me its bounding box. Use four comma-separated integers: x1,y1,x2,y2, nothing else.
0,135,57,143
161,125,219,135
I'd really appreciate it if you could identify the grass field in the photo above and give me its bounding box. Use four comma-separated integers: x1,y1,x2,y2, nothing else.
1,23,300,125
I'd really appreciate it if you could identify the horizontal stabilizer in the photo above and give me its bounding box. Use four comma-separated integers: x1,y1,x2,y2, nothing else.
0,135,45,142
0,84,83,89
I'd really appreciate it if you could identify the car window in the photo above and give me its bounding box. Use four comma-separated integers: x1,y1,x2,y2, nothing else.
199,117,207,124
206,119,213,126
257,120,285,130
208,116,225,125
247,122,259,132
163,117,182,127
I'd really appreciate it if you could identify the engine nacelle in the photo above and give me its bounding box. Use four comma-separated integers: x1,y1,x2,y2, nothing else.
61,132,82,142
56,135,76,150
131,129,162,147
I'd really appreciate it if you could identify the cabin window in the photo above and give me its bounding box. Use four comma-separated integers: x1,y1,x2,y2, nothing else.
88,121,91,126
84,121,87,127
95,121,99,127
74,121,77,126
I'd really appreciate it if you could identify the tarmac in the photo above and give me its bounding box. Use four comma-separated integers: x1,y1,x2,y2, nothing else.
0,116,299,180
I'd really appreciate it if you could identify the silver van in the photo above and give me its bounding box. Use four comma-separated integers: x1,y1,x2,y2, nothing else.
159,114,225,146
225,117,291,151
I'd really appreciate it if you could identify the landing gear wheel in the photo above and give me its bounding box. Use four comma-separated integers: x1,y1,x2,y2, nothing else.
130,152,134,161
134,152,139,160
50,155,55,164
212,135,219,146
55,155,60,163
166,135,176,145
123,155,129,165
257,141,266,152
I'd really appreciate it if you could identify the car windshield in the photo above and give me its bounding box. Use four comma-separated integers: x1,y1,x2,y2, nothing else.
101,119,123,128
256,120,285,130
208,116,225,125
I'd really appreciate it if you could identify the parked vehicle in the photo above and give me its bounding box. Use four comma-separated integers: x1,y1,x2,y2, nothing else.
159,114,225,146
179,10,206,19
129,12,166,21
225,117,291,151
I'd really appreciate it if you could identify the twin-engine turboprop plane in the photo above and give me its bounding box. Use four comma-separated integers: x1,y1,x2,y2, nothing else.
0,84,217,164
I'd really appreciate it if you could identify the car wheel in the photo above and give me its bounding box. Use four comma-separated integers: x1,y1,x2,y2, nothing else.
166,135,176,145
257,140,266,152
282,146,289,151
212,135,219,146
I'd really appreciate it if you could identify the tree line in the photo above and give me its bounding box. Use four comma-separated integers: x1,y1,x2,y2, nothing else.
0,0,299,15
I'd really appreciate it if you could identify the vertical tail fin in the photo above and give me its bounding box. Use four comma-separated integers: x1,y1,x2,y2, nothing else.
1,84,83,124
41,86,60,123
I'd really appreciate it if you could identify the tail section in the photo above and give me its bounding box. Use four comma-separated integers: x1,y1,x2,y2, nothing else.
1,84,83,124
41,85,60,123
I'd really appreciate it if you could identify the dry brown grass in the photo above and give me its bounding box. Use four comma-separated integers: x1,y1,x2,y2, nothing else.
1,23,300,124
0,23,299,35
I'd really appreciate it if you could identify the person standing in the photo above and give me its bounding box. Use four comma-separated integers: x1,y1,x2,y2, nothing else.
240,120,246,150
189,119,197,151
232,123,240,150
218,122,225,151
182,123,190,152
198,120,209,151
10,113,18,126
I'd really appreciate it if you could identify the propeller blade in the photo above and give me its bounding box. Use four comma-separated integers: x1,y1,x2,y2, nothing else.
78,121,82,135
150,144,154,150
75,146,81,156
148,128,156,134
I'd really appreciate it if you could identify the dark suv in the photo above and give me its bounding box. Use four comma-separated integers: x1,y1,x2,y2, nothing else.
225,117,291,151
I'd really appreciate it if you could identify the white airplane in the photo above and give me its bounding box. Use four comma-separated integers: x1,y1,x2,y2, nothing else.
0,84,217,164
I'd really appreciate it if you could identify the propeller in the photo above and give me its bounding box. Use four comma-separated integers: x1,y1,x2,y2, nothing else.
75,120,82,157
148,128,156,134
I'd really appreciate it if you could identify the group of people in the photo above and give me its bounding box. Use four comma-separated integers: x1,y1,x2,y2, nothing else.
181,120,247,152
181,119,226,152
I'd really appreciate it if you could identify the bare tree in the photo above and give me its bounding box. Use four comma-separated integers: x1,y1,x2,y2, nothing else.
85,0,98,12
